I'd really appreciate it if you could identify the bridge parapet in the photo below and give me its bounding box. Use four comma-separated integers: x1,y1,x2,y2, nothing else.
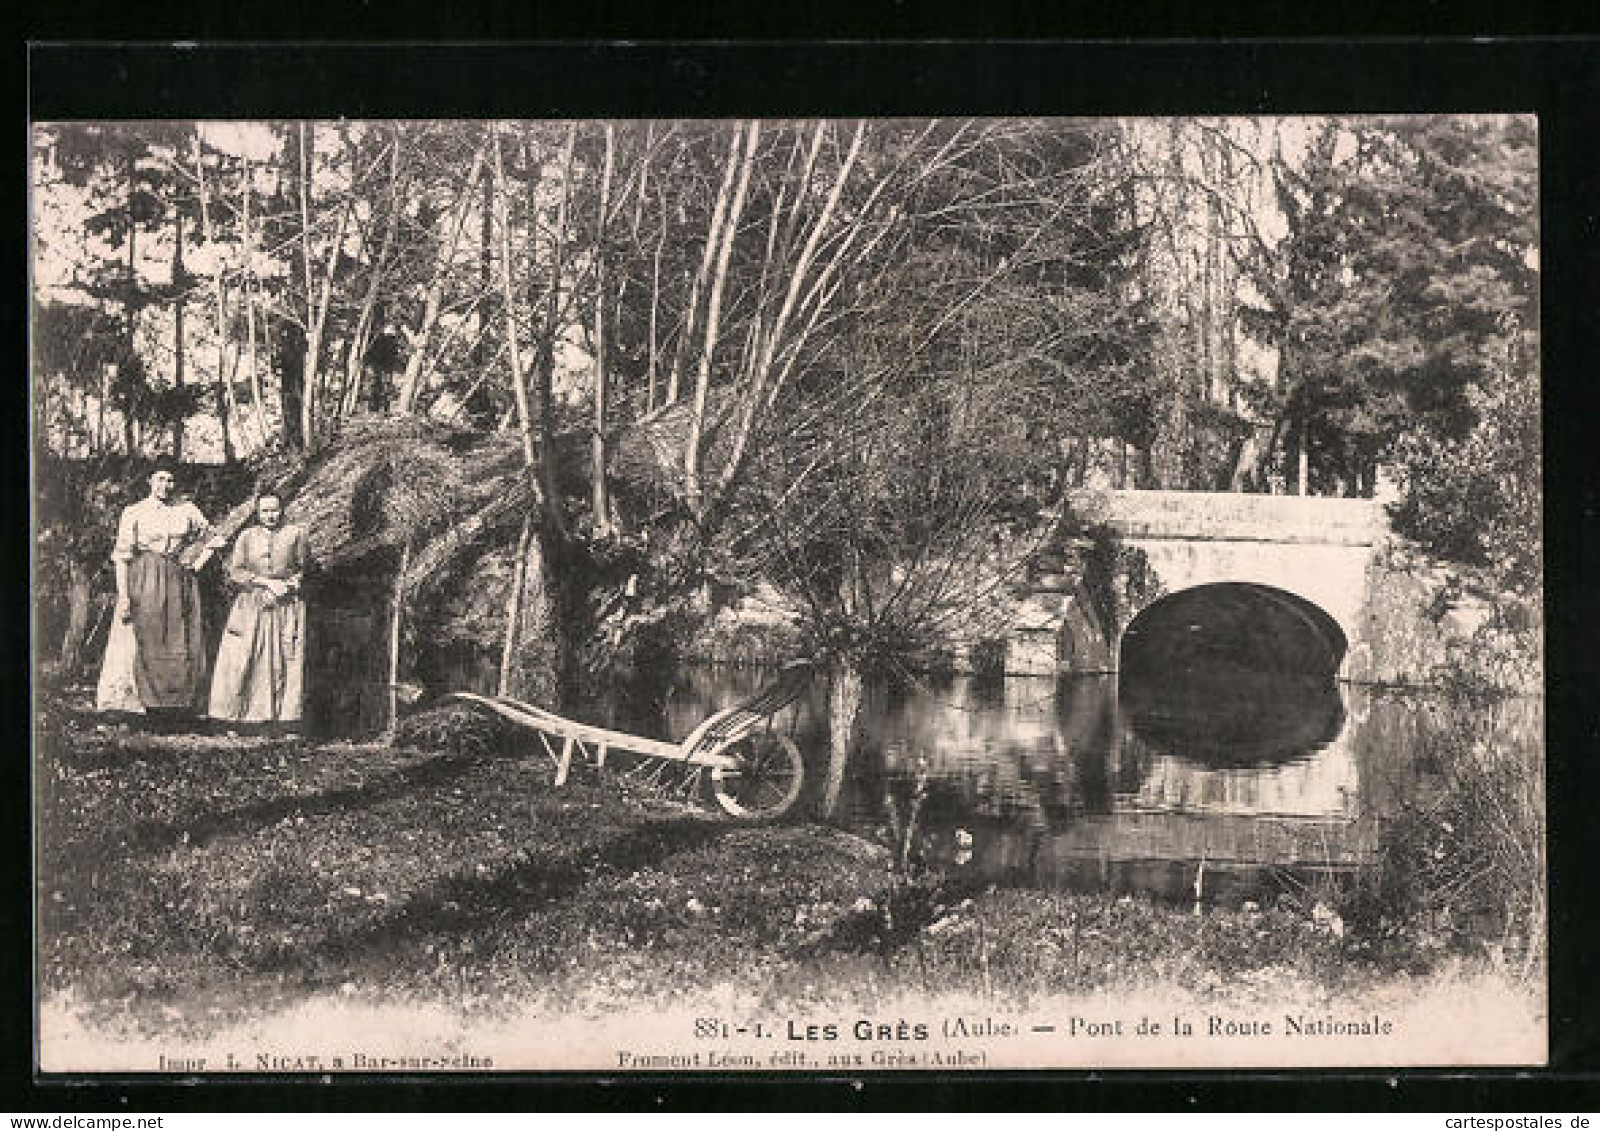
1077,489,1387,547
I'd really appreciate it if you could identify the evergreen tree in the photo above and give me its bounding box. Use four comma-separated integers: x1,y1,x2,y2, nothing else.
1240,115,1537,536
40,122,209,456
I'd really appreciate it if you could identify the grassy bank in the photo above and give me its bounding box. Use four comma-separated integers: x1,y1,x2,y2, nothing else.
36,691,1537,1044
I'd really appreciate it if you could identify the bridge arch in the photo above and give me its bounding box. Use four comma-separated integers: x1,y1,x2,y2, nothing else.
1118,582,1349,680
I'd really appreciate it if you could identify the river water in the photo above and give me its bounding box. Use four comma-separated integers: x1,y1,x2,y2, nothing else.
577,663,1540,910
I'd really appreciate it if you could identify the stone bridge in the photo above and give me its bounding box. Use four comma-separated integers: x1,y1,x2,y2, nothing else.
1006,489,1399,682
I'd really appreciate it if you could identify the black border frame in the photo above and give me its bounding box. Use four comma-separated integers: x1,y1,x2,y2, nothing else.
15,37,1600,1111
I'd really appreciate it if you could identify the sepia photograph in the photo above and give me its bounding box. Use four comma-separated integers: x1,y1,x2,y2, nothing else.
30,112,1545,1072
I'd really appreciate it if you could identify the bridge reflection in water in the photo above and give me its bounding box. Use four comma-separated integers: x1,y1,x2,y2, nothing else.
658,664,1487,908
851,670,1380,906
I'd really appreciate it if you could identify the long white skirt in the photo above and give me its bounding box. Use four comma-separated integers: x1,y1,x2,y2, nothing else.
94,615,145,714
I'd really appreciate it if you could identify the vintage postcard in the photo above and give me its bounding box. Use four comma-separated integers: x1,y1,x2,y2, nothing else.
31,106,1545,1073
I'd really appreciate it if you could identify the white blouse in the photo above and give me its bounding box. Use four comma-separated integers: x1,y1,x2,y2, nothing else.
112,497,212,562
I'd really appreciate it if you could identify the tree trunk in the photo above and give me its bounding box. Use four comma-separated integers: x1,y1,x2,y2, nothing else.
296,123,352,451
645,181,668,412
465,149,496,425
296,123,318,449
491,127,539,474
275,318,307,451
591,123,615,530
1297,417,1309,495
345,139,405,418
58,557,95,674
397,143,485,414
98,359,109,453
492,125,571,707
1228,428,1264,492
685,121,759,514
503,526,566,707
241,160,269,444
123,151,138,457
822,661,865,819
171,209,185,460
711,121,868,508
666,124,744,408
531,122,578,534
193,132,236,464
386,539,411,739
498,515,534,696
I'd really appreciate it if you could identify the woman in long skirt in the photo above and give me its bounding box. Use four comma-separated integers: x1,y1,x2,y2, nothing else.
96,464,222,720
207,493,311,729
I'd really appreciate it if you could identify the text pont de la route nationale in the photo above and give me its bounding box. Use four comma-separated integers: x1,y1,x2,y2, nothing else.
693,1012,1397,1042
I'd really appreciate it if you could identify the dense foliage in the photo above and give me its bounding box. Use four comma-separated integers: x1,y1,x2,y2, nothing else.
32,116,1541,690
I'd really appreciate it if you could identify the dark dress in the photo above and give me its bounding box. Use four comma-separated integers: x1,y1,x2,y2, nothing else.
95,497,211,712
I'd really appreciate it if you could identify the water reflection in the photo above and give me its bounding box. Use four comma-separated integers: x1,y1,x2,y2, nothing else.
828,669,1374,905
1121,667,1354,821
1120,665,1344,765
550,662,1529,908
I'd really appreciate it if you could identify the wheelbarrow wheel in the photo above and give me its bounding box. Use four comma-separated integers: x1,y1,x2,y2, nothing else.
711,732,805,821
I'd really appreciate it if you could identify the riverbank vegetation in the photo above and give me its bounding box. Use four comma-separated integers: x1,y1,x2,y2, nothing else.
1342,686,1545,984
38,686,1537,1042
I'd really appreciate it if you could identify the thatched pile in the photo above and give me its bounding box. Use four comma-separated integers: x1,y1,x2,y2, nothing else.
251,393,737,566
605,391,741,514
281,416,522,585
279,405,714,574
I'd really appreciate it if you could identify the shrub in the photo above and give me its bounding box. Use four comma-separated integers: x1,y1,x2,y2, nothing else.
1342,691,1544,981
1431,597,1543,697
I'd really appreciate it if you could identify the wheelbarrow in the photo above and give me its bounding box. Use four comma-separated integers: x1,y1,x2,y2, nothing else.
446,659,812,821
